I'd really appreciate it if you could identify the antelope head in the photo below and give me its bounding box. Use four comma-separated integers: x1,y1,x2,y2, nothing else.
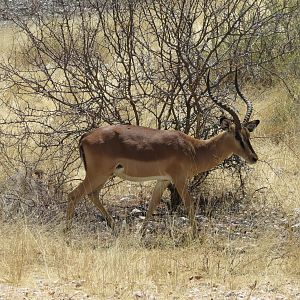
207,70,260,164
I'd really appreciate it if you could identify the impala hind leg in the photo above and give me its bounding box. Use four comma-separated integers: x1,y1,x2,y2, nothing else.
66,181,89,231
88,188,114,229
141,180,170,232
65,176,110,231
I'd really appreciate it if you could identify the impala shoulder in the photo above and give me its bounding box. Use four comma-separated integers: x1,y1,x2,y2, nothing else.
177,131,202,146
173,131,197,155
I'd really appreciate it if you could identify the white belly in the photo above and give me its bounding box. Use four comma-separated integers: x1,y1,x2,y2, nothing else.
113,165,171,182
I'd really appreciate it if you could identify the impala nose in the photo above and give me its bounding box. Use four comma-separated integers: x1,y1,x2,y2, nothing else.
250,155,258,164
246,152,258,164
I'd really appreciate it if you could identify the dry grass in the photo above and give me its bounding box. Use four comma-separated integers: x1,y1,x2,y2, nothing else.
0,23,19,56
0,219,299,299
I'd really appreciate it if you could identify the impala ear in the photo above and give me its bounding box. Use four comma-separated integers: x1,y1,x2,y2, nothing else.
245,120,260,132
220,117,233,131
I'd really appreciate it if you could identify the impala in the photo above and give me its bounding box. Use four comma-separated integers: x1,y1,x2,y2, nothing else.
66,71,260,231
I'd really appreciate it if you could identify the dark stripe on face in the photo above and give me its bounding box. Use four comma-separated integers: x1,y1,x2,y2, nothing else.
236,130,256,156
245,138,255,154
235,131,246,149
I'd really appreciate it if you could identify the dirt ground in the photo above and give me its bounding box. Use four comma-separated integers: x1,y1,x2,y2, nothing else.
0,277,300,299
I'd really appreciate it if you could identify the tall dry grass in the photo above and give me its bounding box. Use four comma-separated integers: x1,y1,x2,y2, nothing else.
0,218,299,298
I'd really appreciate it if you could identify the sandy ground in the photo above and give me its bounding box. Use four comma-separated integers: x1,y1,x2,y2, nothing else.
0,278,300,299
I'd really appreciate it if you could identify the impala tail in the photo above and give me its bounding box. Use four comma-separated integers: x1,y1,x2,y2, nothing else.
79,133,88,171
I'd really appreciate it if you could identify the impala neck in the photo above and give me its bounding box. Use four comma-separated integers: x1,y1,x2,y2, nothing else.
194,132,234,173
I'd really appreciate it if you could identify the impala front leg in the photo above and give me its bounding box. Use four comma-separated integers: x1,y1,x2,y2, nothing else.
141,180,170,233
173,178,197,234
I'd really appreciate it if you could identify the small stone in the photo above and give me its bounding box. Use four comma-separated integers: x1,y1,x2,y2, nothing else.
189,275,202,280
225,291,235,297
291,223,300,229
179,217,189,223
133,290,144,298
131,208,142,215
120,196,131,201
120,194,137,201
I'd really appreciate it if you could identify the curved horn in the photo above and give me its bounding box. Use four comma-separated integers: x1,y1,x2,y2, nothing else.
234,69,253,124
206,70,241,130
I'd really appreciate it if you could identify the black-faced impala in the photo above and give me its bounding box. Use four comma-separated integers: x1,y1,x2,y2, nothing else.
66,71,260,231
